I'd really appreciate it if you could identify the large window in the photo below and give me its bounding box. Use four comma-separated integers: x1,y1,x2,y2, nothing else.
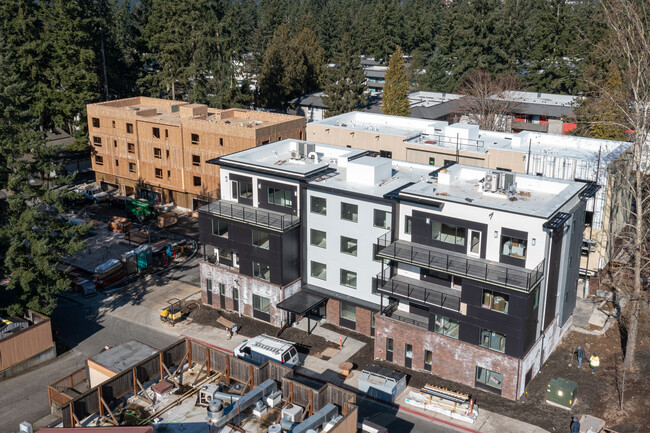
339,303,356,322
93,136,102,146
252,230,270,249
310,229,327,248
424,350,433,371
476,367,503,391
311,261,327,280
126,123,133,133
434,314,459,339
193,176,201,187
268,187,293,207
386,338,393,354
482,290,509,314
192,155,200,166
340,236,358,256
154,148,161,159
92,117,100,128
155,168,162,179
310,196,326,215
405,215,412,235
253,262,270,281
432,221,466,246
191,133,200,144
212,220,228,237
480,329,506,353
341,202,358,222
253,294,270,314
340,269,357,289
240,181,253,199
218,249,232,261
501,236,527,259
95,155,104,166
373,209,392,229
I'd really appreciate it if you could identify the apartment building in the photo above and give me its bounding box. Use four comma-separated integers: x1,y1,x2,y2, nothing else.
86,97,305,209
307,112,631,289
198,139,593,399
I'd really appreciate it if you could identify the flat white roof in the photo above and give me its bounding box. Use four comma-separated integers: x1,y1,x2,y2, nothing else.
491,91,577,106
400,165,585,218
409,91,464,108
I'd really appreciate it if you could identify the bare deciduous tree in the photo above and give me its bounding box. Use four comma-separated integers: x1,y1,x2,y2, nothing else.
595,0,650,373
457,69,520,132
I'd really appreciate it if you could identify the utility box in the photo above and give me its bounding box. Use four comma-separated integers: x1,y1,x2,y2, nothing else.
358,365,407,402
546,377,577,409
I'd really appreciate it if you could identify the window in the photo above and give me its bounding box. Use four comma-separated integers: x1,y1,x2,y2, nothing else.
405,215,412,235
167,170,171,179
311,261,327,280
253,295,271,314
476,367,503,391
310,196,326,215
129,162,136,173
191,133,199,144
155,168,163,179
153,127,160,138
239,181,253,199
206,279,212,293
534,288,539,309
126,123,133,133
192,155,200,166
252,230,270,249
432,221,466,246
219,137,223,146
267,188,292,207
373,209,391,229
429,157,435,165
166,149,170,159
253,262,270,281
212,220,228,237
219,283,226,296
482,290,509,314
480,329,506,353
165,129,168,138
154,148,161,159
218,249,232,261
114,140,117,147
310,229,326,248
371,277,379,294
93,136,101,146
405,344,413,359
469,230,481,256
340,236,358,256
193,176,201,187
386,338,393,354
434,314,459,339
444,159,455,165
112,120,115,128
424,350,433,370
92,117,100,128
341,202,358,222
501,236,527,259
95,155,104,166
128,142,135,153
496,167,512,172
339,303,356,322
340,269,357,289
380,150,392,158
115,159,119,167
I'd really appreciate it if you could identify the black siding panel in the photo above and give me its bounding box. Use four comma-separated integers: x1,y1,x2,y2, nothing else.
544,228,563,329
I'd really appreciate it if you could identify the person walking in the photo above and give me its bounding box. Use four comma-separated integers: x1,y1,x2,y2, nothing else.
574,346,585,367
589,353,600,374
571,417,581,433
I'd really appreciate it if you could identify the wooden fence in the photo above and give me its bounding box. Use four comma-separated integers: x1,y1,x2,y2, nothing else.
48,367,90,408
0,310,53,371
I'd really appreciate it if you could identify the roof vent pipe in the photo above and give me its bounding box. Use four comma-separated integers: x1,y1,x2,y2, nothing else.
308,152,319,163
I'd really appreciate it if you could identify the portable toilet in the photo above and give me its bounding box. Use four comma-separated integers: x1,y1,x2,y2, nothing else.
135,245,148,270
122,252,138,275
546,377,577,409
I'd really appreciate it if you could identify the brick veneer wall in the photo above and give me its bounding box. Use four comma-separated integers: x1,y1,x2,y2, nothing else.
324,299,374,337
374,313,520,400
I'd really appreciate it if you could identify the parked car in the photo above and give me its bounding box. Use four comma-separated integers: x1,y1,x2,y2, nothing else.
234,334,300,367
75,183,109,202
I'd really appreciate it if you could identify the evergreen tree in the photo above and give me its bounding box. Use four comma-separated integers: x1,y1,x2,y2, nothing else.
322,34,367,117
422,48,453,92
382,46,410,117
369,0,403,62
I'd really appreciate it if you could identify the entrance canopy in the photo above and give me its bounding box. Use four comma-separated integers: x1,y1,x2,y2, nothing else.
277,290,328,316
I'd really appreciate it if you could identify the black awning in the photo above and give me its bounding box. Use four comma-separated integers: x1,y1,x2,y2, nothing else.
276,290,328,316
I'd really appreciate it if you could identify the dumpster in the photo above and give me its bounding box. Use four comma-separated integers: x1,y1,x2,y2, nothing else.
546,377,577,409
358,365,407,402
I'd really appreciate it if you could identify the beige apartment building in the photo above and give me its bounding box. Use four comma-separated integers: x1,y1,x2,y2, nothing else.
308,112,632,291
87,97,305,209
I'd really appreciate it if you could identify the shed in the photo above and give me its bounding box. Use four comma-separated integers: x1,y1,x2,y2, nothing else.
358,365,407,402
87,340,157,388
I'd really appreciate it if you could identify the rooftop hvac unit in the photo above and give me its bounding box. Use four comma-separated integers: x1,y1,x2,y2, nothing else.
291,151,302,160
503,173,516,192
484,173,499,192
306,142,316,155
298,142,306,156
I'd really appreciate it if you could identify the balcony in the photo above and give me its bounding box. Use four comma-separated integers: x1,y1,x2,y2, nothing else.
377,270,461,311
200,200,300,231
381,302,429,330
377,233,544,293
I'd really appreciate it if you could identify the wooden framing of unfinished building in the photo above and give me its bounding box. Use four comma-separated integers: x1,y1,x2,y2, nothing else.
87,97,306,210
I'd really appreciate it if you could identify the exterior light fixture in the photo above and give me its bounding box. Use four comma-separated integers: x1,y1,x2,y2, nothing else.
494,231,498,238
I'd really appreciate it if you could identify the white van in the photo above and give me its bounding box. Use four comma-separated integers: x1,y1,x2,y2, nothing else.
234,334,299,367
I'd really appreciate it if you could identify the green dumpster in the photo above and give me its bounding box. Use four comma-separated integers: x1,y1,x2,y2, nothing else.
546,377,577,409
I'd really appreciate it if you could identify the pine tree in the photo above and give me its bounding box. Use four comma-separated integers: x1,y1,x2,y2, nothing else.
382,46,410,117
422,48,453,92
322,34,367,117
369,0,404,62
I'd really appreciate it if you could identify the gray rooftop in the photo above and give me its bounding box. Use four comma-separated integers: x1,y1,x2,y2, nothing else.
61,232,135,273
90,340,157,373
400,165,585,218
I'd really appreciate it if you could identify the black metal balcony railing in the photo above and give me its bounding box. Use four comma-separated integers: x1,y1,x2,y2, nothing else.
377,233,545,292
377,270,462,311
201,201,300,231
